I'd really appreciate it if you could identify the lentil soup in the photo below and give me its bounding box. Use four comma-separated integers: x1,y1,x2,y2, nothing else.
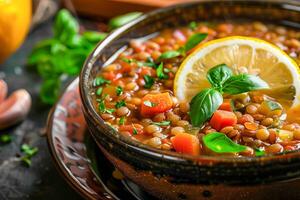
92,21,300,157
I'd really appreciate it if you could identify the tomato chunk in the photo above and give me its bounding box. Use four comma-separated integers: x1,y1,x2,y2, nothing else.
210,110,237,131
219,99,234,111
141,93,173,117
171,133,200,156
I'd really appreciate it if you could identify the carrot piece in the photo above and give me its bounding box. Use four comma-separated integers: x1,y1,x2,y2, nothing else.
219,99,234,111
119,124,144,135
171,133,200,156
210,110,237,131
140,93,173,117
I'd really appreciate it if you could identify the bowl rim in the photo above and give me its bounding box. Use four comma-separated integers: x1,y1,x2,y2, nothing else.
80,0,300,165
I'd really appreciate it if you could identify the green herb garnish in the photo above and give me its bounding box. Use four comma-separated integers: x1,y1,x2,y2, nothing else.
190,64,269,127
188,21,198,30
93,77,111,87
143,100,156,107
132,127,138,135
156,63,168,79
143,75,155,89
115,100,126,108
98,99,115,114
151,121,171,126
158,33,208,61
96,87,103,96
119,116,125,125
0,134,11,144
116,86,123,96
20,144,39,167
203,132,247,153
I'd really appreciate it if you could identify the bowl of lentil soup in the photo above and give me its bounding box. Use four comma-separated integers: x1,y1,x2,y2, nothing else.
80,1,300,199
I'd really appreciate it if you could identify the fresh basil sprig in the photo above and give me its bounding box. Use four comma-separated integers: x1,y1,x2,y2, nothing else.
158,33,208,61
190,88,223,127
203,132,247,153
206,63,232,89
190,64,269,127
222,74,269,95
28,9,107,105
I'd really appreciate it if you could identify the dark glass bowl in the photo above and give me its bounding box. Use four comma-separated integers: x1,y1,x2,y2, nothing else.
80,1,300,199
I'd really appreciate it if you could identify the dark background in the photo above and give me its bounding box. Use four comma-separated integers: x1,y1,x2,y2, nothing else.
0,19,82,199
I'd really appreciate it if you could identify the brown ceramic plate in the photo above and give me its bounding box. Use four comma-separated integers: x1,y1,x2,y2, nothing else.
46,78,158,199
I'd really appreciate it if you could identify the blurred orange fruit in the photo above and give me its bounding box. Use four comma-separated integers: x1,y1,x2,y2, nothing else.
0,0,32,63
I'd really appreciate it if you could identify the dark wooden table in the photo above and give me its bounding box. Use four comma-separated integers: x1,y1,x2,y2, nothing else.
0,19,82,200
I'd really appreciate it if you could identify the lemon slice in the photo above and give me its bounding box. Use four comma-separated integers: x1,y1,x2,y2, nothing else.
174,36,300,109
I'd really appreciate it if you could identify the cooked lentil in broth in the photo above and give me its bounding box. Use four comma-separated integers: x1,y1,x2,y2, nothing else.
92,21,300,157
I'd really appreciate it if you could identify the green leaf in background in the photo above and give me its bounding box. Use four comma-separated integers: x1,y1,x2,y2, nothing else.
40,79,61,105
183,33,208,52
0,134,12,144
54,9,79,46
207,64,233,89
28,9,108,105
222,74,269,95
189,88,223,127
203,132,247,153
108,12,143,30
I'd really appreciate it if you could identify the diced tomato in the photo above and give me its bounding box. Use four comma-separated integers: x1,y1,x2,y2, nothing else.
171,133,200,156
119,60,132,73
119,124,144,135
219,99,234,111
210,110,237,131
140,93,173,117
102,71,121,82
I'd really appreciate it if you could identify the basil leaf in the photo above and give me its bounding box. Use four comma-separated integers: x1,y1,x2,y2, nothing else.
143,75,154,89
40,78,61,105
108,12,142,30
184,33,208,52
203,132,247,153
158,50,181,61
156,63,168,79
207,64,233,89
189,88,223,127
54,9,79,45
223,74,269,95
151,121,171,126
